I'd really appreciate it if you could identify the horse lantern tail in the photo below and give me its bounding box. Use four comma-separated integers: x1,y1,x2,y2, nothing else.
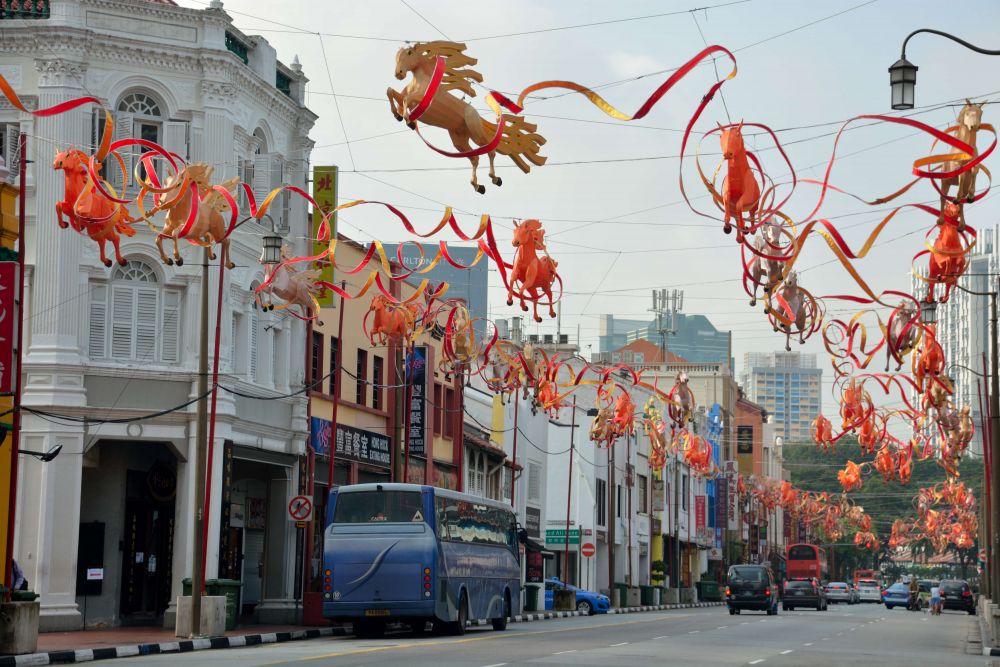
483,115,548,174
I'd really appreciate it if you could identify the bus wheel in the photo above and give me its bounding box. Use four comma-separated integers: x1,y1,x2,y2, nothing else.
492,592,510,631
449,592,469,636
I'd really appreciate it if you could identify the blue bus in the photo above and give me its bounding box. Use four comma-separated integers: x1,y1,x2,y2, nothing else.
322,483,521,637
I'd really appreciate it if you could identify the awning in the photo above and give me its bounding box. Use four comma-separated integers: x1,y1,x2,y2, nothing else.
525,536,555,558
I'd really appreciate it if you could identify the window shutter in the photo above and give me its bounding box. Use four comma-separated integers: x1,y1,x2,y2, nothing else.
135,287,158,361
527,462,541,502
110,285,135,359
110,112,133,194
161,288,180,363
88,284,107,359
4,124,19,184
268,156,288,234
162,121,188,163
252,154,269,208
249,307,259,382
90,109,102,152
230,312,238,372
272,327,283,388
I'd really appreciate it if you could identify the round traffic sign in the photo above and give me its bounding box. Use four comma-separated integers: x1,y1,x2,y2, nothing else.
581,542,596,558
288,495,313,521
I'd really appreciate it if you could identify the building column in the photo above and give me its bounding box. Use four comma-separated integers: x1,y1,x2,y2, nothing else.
257,469,296,624
16,57,91,632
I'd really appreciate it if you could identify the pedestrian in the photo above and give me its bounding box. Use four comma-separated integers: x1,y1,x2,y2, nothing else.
929,583,941,616
908,576,920,610
12,558,28,591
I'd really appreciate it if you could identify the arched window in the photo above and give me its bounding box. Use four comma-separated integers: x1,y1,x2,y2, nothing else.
117,92,162,118
88,259,181,364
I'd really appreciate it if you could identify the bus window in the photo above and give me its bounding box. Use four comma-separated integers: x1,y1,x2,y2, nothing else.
333,490,424,524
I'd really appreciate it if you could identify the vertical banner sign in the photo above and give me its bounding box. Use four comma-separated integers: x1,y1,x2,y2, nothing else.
0,262,18,394
725,461,738,530
218,440,237,579
715,477,727,529
312,166,338,307
695,495,706,538
0,262,18,579
406,346,427,456
783,511,792,542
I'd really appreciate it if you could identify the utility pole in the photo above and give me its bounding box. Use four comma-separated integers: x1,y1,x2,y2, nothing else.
651,288,683,591
563,397,577,586
190,247,211,637
989,286,999,602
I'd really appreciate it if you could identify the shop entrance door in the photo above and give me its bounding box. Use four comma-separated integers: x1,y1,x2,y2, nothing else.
241,529,265,615
119,467,175,623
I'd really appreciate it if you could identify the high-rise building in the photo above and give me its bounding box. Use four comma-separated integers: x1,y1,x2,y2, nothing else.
910,225,996,456
741,352,822,444
381,243,488,329
597,313,732,366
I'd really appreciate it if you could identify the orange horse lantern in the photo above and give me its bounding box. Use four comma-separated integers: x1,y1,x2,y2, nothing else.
507,219,559,322
925,203,968,303
53,148,136,267
913,323,945,393
366,294,423,346
811,414,834,452
719,122,760,243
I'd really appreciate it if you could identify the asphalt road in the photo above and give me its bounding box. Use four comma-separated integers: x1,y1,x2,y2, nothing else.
108,603,986,667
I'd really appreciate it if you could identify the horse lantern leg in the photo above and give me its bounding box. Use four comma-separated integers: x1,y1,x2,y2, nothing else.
387,87,406,122
156,233,173,266
110,229,127,266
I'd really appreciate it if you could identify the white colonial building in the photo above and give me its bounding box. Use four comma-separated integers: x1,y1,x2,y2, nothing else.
1,0,316,630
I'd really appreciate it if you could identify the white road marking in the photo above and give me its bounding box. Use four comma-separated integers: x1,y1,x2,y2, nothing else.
741,621,750,625
481,664,507,667
822,637,830,641
804,642,814,646
781,650,793,654
749,660,765,665
653,636,667,640
553,650,577,655
717,626,728,630
610,642,629,647
837,632,844,636
689,630,700,634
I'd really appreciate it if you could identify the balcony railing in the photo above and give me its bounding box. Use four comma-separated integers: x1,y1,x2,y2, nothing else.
225,31,249,65
1,0,49,19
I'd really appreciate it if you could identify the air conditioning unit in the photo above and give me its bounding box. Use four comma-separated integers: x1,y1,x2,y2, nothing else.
543,334,553,344
558,334,569,344
528,334,540,343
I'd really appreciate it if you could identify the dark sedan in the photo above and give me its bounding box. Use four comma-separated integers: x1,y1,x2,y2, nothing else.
940,579,975,614
784,578,827,611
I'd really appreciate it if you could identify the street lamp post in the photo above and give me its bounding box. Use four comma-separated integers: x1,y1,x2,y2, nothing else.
889,29,1000,109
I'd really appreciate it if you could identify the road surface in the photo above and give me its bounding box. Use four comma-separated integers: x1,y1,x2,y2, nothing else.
108,603,984,667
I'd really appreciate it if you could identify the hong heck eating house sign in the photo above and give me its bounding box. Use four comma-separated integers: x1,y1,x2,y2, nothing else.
310,417,391,469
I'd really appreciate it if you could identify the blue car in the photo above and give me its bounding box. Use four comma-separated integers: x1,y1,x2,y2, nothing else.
882,583,911,609
544,578,610,615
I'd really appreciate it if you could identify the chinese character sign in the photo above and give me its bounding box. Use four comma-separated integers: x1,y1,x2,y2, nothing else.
312,166,337,307
407,346,427,456
310,417,391,468
695,495,706,532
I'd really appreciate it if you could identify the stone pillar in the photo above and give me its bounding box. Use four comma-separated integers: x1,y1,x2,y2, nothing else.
16,57,91,632
257,472,295,624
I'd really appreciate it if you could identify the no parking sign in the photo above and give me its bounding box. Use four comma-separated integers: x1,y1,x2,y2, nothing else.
288,494,313,522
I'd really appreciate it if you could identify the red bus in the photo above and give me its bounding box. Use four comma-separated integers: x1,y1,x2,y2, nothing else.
852,569,877,584
786,543,828,582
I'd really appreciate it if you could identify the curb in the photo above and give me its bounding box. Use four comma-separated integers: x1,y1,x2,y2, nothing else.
1,602,725,665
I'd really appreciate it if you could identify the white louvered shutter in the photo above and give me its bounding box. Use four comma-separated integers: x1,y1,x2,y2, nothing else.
161,288,180,363
4,124,19,184
230,312,237,371
110,285,134,359
90,109,102,152
252,154,269,209
135,287,158,361
110,112,133,195
163,121,188,163
269,156,286,232
88,284,107,359
249,306,259,382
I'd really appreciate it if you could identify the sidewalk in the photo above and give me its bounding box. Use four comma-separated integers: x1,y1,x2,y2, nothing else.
1,602,725,666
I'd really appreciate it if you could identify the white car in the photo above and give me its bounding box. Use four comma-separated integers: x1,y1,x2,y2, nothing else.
856,579,881,603
825,582,854,604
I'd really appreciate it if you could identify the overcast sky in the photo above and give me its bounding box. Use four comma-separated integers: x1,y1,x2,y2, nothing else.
178,0,1000,410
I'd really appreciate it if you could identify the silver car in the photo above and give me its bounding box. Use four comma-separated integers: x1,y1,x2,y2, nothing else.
825,581,854,604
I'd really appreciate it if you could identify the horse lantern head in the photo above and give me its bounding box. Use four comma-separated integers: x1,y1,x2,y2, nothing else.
53,147,87,174
511,219,544,249
676,370,689,386
395,45,421,80
784,270,799,290
898,299,916,319
719,121,745,160
941,201,963,224
959,99,986,131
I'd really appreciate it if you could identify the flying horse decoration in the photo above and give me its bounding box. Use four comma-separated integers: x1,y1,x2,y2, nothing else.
387,41,548,193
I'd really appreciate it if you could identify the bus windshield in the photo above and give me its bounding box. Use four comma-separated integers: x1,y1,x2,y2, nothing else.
788,545,817,560
332,490,425,524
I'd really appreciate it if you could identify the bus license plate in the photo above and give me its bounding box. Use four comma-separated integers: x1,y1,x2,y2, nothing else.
364,609,390,617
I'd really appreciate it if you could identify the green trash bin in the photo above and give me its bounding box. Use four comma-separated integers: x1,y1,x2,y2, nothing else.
181,578,241,630
696,580,721,601
205,579,242,631
640,585,654,605
614,582,628,608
